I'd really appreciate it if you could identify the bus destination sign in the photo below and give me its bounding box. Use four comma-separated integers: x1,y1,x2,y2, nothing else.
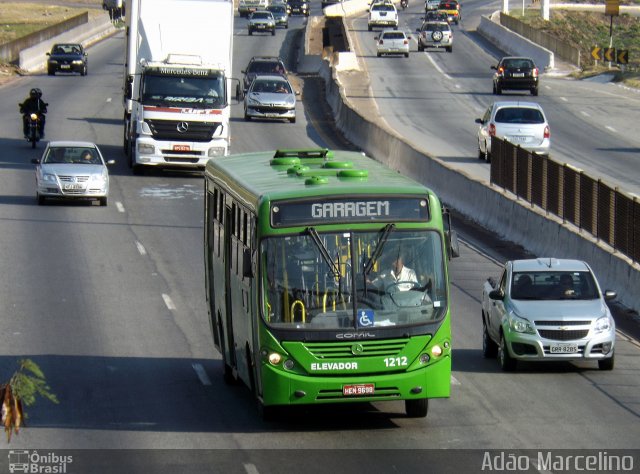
271,197,429,227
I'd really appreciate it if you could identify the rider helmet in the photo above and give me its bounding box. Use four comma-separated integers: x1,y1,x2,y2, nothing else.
35,88,43,98
29,88,38,99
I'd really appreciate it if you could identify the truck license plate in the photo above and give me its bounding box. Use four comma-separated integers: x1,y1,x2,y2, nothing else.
173,144,190,151
343,384,374,396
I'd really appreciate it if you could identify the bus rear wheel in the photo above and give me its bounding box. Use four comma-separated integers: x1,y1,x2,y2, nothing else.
405,398,428,418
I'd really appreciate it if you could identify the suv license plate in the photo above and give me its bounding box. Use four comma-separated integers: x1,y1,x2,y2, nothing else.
512,73,525,77
550,343,578,354
63,183,84,190
343,384,374,396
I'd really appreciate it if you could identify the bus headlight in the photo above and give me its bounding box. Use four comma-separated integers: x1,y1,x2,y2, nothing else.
268,352,282,365
431,345,442,357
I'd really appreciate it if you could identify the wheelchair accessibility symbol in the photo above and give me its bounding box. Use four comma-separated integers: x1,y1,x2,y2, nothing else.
358,309,374,327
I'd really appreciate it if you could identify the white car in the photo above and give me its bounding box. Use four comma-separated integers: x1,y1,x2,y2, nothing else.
475,101,550,162
376,30,410,58
244,74,297,123
368,2,398,31
424,0,440,11
482,258,617,371
31,141,115,206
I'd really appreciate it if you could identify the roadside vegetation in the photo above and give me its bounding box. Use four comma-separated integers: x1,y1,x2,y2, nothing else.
511,2,640,88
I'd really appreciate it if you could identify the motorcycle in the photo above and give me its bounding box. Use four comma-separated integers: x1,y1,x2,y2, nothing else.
400,0,408,9
25,112,42,149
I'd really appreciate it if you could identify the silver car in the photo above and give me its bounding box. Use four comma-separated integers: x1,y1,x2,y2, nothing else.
31,141,115,206
482,258,616,371
248,10,276,36
376,30,411,58
416,21,452,52
475,101,550,162
244,74,297,123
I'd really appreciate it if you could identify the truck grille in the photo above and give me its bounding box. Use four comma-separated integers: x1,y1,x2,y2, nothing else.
145,120,221,142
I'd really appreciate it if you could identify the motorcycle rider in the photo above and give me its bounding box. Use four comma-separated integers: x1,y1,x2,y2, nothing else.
19,88,48,138
401,0,408,9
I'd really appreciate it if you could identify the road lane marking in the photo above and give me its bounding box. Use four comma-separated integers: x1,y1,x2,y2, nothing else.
560,96,568,102
451,375,461,385
244,464,260,474
116,201,125,212
580,110,590,117
162,294,176,310
605,125,617,133
425,53,451,81
192,363,212,386
106,98,112,103
135,241,147,256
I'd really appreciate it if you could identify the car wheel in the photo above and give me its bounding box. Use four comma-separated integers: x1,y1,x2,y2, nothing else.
99,196,108,207
405,52,409,58
248,29,252,36
478,145,486,161
377,52,381,57
244,112,251,121
418,43,424,52
285,24,288,29
405,398,428,418
496,84,502,95
81,65,87,76
498,333,517,371
368,25,372,31
486,149,492,163
447,46,453,53
531,87,538,96
271,29,275,36
289,117,296,123
598,351,614,370
48,67,55,76
37,194,45,206
482,316,498,358
492,83,497,95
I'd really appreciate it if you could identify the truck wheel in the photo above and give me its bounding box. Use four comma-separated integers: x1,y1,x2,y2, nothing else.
499,333,517,372
482,317,498,358
405,399,428,418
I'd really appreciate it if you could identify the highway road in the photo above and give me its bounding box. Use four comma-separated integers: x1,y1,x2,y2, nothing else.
348,0,640,194
0,3,638,472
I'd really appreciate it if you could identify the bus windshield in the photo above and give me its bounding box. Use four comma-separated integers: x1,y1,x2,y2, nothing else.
261,229,447,330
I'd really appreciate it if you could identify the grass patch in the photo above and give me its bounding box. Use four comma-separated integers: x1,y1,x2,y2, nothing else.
0,2,104,44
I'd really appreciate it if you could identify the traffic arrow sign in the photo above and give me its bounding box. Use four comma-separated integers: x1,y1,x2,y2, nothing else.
604,47,616,62
591,47,603,61
617,50,629,64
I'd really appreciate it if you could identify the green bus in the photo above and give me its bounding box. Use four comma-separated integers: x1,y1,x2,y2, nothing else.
204,148,459,419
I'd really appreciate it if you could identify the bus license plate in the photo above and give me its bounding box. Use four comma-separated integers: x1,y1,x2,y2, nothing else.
550,343,578,354
173,144,190,151
343,384,374,396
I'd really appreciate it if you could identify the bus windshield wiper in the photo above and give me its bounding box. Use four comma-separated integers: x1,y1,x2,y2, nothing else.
363,223,395,277
307,227,340,280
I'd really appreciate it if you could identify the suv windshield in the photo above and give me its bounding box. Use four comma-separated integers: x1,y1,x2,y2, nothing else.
261,230,447,330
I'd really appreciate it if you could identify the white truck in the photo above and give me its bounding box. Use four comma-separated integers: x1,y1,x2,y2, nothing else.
123,0,236,173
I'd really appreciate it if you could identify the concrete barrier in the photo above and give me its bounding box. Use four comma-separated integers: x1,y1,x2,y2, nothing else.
476,14,554,70
19,14,117,73
310,17,640,312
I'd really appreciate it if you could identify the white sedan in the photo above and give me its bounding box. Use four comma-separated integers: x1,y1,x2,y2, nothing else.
376,30,411,58
31,141,115,206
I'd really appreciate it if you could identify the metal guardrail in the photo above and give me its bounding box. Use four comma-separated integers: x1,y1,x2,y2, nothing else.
490,137,640,264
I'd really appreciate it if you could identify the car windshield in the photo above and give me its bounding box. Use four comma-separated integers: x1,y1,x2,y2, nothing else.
268,6,286,13
511,271,599,300
261,230,448,330
503,59,535,69
43,147,100,165
52,44,81,55
248,62,285,74
252,80,291,93
439,2,457,7
252,12,271,18
383,32,405,39
494,107,544,124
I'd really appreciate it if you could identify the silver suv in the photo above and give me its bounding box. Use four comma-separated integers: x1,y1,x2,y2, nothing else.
416,21,452,52
248,11,276,36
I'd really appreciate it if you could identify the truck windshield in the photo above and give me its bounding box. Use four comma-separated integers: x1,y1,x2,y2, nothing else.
141,73,225,108
260,230,447,330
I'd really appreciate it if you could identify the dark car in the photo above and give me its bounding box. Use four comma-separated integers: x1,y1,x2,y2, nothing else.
240,56,288,95
46,43,88,76
492,56,539,96
288,0,310,16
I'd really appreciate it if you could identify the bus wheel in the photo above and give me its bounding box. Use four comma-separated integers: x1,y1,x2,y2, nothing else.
257,401,278,422
219,318,236,385
405,398,428,418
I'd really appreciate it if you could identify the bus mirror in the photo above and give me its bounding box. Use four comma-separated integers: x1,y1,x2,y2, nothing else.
448,230,460,259
243,248,254,278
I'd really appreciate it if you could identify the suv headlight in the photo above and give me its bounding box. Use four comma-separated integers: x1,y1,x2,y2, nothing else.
594,315,612,333
509,312,535,334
